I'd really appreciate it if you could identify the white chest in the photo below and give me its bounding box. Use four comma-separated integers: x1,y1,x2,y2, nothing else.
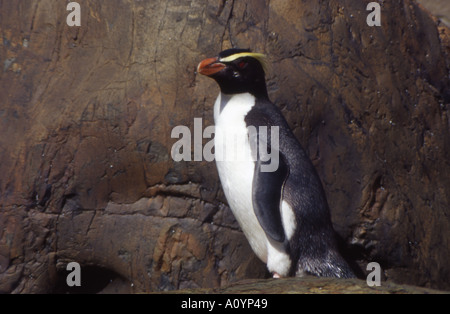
214,93,256,165
213,93,269,261
211,93,295,276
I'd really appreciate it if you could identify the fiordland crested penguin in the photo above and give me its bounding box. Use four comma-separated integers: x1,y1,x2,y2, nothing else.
197,48,355,278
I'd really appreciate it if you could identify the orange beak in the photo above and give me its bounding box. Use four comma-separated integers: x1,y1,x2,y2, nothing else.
197,57,226,76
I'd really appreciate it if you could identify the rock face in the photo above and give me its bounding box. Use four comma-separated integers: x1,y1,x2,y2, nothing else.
417,0,450,26
177,276,448,294
0,0,449,293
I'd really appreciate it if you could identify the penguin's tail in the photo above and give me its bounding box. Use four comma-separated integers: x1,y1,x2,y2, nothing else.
296,250,356,279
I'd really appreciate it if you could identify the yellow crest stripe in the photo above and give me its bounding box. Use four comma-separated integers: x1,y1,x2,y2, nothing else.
219,52,269,73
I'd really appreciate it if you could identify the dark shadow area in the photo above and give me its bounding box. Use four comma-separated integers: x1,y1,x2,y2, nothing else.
52,265,125,294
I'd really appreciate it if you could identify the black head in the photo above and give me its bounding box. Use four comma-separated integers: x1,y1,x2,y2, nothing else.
198,48,269,99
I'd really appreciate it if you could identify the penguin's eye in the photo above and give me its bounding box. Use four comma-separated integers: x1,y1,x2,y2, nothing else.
238,61,247,69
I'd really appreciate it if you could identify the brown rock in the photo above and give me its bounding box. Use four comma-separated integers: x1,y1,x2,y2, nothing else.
174,276,449,294
417,0,450,27
0,0,449,293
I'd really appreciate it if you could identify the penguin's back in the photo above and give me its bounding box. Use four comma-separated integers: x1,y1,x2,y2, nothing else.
246,98,355,278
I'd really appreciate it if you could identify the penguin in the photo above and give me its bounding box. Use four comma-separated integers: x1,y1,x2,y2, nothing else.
197,48,355,278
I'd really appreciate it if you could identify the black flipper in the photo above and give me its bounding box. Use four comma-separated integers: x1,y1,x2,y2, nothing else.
250,127,289,243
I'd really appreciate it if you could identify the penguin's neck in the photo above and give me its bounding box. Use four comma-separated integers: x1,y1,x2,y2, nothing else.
214,92,257,124
247,81,269,101
216,76,269,100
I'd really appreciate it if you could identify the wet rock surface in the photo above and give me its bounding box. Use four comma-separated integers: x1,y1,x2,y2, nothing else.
173,276,448,294
417,0,450,26
1,0,449,293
